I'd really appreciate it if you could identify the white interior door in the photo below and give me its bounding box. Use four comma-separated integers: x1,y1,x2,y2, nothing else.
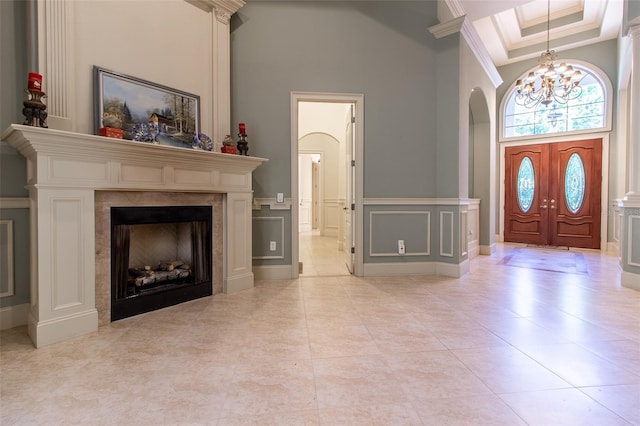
298,154,312,232
343,105,355,273
312,161,320,230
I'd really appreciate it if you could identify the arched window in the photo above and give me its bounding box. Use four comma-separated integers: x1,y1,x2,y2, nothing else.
502,63,610,139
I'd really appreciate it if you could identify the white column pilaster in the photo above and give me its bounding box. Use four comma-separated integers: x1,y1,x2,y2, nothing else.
36,0,76,131
626,25,640,200
212,9,232,150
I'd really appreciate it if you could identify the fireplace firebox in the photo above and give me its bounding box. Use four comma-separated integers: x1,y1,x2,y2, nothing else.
111,205,213,321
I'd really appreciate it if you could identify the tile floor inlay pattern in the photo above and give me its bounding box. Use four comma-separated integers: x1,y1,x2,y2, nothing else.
1,244,639,425
500,247,589,275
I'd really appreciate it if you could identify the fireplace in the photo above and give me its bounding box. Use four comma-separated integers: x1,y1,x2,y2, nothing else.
3,124,266,347
110,205,213,321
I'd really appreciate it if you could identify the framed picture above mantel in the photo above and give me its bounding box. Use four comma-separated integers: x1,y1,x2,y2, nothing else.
94,66,202,149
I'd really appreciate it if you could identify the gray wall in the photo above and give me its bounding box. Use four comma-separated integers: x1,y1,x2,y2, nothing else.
1,0,30,308
230,1,441,199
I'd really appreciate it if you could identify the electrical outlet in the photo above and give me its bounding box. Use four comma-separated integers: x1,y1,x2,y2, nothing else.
398,239,405,255
276,193,284,203
270,241,277,251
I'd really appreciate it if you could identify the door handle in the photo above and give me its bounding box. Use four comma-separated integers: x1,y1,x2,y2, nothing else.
540,198,548,209
550,199,556,209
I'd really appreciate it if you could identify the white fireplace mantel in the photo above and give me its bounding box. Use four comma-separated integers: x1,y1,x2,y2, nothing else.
2,124,267,347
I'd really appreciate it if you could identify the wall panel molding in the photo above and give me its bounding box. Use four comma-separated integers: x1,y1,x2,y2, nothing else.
0,198,30,209
628,215,640,268
0,220,15,298
252,216,285,260
368,211,430,257
440,211,454,257
253,197,292,211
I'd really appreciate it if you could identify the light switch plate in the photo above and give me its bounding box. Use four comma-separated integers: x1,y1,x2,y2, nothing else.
276,193,284,203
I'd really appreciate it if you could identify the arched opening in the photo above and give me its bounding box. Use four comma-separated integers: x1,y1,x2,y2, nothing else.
469,88,494,255
499,61,612,249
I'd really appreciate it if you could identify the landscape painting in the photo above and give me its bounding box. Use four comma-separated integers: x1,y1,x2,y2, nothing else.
94,66,200,149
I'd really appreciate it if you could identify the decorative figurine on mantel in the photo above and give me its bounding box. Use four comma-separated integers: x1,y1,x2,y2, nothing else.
236,122,249,156
99,106,124,139
221,134,236,154
22,72,48,128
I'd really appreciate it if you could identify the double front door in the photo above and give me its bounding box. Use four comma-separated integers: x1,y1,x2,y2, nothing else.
504,139,602,249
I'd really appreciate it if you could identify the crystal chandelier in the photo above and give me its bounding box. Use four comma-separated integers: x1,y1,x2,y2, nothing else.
514,0,583,108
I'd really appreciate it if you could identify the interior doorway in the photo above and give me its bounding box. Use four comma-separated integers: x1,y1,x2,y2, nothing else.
291,92,364,278
297,103,352,276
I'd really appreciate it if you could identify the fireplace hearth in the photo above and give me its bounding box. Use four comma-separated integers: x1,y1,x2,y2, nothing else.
111,205,213,321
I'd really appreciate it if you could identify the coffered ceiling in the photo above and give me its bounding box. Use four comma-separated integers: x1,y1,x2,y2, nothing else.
458,0,624,66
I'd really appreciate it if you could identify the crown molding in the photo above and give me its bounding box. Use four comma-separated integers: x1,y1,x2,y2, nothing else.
428,15,466,39
185,0,244,17
429,16,502,88
460,18,503,88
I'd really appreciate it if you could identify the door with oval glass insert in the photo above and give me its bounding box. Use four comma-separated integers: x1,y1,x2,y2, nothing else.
504,139,601,249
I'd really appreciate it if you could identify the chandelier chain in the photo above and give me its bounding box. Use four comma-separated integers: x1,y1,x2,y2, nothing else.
513,0,583,108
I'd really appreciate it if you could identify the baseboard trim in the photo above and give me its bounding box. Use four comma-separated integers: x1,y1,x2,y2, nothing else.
480,243,497,255
224,272,255,293
621,270,640,291
253,265,294,281
28,309,99,348
0,303,29,330
363,261,466,278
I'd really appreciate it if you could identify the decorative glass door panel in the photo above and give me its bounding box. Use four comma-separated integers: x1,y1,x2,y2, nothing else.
505,139,601,249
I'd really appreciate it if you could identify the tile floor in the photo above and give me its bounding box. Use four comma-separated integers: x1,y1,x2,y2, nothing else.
299,231,350,277
1,243,639,425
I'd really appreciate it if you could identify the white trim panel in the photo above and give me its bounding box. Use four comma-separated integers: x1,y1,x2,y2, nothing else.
0,220,15,298
440,211,455,258
0,198,30,209
627,215,640,268
368,211,430,257
252,216,285,260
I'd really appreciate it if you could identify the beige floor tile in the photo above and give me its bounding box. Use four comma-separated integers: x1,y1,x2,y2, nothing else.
452,346,572,393
414,394,527,425
1,241,638,425
221,359,317,417
318,403,422,425
518,342,640,387
313,355,408,409
384,351,494,402
580,384,640,425
499,388,631,425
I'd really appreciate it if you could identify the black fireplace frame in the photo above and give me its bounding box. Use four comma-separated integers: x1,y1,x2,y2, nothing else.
110,205,213,321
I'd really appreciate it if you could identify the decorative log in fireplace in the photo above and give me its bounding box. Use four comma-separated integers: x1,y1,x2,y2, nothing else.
111,205,213,321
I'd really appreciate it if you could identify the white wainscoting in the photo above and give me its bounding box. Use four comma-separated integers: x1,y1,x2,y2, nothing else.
323,198,343,237
0,197,30,329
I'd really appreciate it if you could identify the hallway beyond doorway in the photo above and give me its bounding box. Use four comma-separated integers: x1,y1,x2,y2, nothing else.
299,230,350,277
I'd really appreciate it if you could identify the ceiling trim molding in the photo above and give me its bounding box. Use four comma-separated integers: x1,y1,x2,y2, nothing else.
428,15,466,39
185,0,244,16
429,16,502,88
460,19,503,88
444,0,465,18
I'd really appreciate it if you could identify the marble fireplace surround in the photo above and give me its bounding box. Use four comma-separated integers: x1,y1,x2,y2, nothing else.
2,124,267,347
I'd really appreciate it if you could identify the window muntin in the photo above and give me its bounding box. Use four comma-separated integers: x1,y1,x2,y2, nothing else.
503,69,605,139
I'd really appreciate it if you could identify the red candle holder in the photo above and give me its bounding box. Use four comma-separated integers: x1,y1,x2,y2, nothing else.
28,72,43,91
